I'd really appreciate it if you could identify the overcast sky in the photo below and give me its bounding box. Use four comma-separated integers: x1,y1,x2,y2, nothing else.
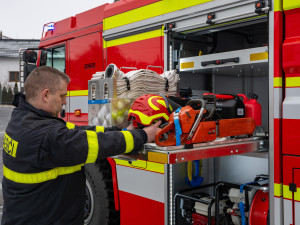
0,0,114,39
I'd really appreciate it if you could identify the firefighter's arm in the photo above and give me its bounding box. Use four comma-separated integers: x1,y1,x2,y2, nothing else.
39,126,147,168
66,122,121,133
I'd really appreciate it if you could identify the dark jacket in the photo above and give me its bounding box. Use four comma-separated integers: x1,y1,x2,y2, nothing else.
2,96,147,225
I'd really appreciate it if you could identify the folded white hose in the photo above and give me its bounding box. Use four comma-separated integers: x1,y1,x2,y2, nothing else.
92,68,180,99
116,69,180,99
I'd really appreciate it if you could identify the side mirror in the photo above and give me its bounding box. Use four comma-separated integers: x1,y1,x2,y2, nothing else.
24,64,37,81
40,51,48,66
23,50,37,64
22,50,38,82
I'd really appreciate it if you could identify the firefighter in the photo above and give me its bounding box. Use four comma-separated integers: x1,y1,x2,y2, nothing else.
1,66,161,225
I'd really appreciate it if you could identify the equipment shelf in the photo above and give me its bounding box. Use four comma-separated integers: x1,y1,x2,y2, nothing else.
144,137,268,164
114,137,268,164
179,46,268,72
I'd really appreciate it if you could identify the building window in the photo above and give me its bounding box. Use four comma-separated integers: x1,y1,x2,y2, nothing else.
9,71,20,82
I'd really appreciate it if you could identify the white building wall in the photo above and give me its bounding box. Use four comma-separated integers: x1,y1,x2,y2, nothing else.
0,57,20,90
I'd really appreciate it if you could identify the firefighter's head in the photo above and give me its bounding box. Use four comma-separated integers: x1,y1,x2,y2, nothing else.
128,94,172,128
24,66,70,117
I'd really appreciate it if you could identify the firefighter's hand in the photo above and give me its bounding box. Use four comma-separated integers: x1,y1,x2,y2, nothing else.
143,120,162,143
126,122,135,130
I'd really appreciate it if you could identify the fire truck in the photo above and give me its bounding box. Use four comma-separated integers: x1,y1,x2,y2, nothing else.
20,0,300,224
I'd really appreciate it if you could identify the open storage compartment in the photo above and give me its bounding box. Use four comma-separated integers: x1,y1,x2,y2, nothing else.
165,17,270,224
171,18,269,135
175,175,269,225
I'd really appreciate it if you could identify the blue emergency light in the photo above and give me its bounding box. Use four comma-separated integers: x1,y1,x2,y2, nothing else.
47,23,54,31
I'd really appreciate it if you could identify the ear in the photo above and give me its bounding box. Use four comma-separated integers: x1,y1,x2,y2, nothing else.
41,89,50,103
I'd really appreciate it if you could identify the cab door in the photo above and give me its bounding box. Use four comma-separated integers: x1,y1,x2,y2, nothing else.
67,32,104,125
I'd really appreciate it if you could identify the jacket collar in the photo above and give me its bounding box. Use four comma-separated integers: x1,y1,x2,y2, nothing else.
18,94,65,122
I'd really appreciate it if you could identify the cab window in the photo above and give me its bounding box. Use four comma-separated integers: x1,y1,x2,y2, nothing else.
40,46,65,73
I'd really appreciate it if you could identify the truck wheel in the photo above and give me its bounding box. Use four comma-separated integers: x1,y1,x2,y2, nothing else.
84,159,120,225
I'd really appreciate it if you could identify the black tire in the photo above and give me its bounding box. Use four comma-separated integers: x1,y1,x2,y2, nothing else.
84,159,120,225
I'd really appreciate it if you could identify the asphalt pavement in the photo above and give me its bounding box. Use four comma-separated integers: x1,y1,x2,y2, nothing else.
0,105,15,220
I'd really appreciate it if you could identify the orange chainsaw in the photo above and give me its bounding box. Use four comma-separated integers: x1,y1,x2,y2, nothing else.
155,97,255,147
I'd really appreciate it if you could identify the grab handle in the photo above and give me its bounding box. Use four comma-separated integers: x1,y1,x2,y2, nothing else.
201,57,239,67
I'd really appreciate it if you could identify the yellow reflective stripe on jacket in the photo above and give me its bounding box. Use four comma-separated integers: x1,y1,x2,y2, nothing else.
3,164,83,184
66,123,99,163
66,122,76,129
95,126,105,133
121,131,134,153
85,130,99,163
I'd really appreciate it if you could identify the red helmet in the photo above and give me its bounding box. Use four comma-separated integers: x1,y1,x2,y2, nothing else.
128,94,172,128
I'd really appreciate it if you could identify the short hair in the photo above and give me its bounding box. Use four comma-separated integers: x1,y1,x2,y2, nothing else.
24,66,70,100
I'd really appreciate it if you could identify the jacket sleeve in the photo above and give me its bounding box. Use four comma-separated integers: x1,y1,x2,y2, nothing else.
66,122,121,132
39,125,146,169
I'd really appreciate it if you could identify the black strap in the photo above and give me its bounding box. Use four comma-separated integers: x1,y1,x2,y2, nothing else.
164,78,169,91
123,77,130,90
159,93,172,114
